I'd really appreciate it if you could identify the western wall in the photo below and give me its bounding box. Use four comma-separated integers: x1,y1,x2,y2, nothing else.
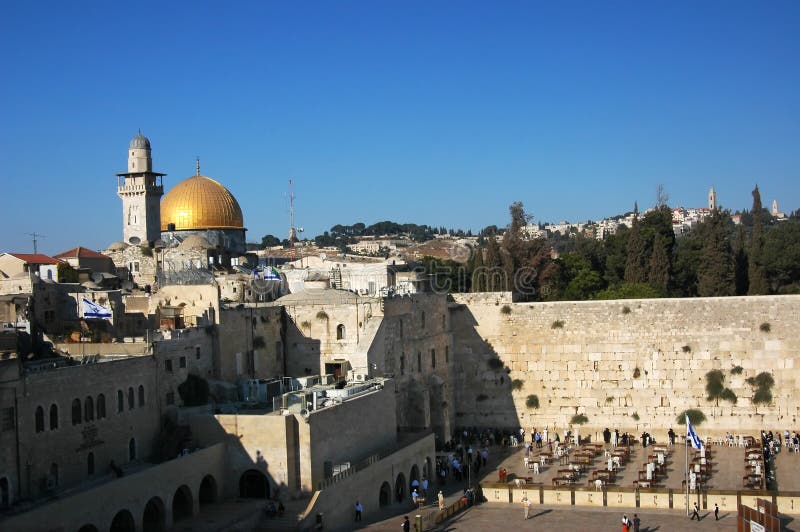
451,293,800,436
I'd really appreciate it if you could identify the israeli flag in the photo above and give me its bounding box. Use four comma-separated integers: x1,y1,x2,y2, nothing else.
263,267,281,281
82,298,112,320
686,415,704,449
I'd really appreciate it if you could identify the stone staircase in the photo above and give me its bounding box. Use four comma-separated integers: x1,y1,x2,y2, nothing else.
330,267,343,289
252,498,309,531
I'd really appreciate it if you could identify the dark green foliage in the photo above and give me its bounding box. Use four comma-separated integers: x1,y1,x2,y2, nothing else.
511,379,524,391
471,247,485,292
316,310,329,320
753,389,772,405
677,409,706,425
762,221,800,294
733,225,749,295
648,233,670,289
571,414,589,425
633,367,641,379
260,234,281,248
593,283,665,300
500,305,512,315
748,186,769,295
624,214,646,284
760,322,771,333
747,371,774,406
177,374,210,407
551,320,565,329
720,388,738,405
140,245,153,257
731,365,744,375
697,210,735,296
705,370,725,402
526,395,540,409
622,306,631,314
484,237,505,291
682,345,691,353
631,412,640,421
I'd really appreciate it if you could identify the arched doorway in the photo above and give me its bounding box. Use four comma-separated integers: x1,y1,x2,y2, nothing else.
109,509,135,532
379,481,391,507
0,476,10,508
239,470,269,498
199,475,217,506
394,472,406,503
172,485,193,522
409,464,420,494
77,525,99,532
143,496,165,532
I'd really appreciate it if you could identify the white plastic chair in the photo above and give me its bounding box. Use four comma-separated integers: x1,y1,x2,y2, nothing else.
533,463,540,475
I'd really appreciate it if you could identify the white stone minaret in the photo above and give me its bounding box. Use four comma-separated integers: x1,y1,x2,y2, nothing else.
772,199,779,216
708,187,717,210
117,131,165,245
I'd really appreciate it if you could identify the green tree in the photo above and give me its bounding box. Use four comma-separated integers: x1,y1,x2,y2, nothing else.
762,220,800,294
484,237,504,291
748,185,769,294
624,211,646,284
260,234,281,248
471,247,485,292
647,233,670,290
733,225,749,295
697,210,735,296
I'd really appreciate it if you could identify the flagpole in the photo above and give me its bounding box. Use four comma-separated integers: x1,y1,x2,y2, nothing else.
685,417,689,516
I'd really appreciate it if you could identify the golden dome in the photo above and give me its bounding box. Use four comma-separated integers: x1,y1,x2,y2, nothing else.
161,175,244,231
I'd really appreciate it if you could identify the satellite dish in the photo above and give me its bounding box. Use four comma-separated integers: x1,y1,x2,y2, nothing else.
128,236,141,245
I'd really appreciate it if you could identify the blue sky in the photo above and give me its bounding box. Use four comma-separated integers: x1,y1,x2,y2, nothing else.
1,1,798,254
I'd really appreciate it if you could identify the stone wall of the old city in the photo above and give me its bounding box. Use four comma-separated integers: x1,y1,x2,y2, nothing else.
451,293,800,436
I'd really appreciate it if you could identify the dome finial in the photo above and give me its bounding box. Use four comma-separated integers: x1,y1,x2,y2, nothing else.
196,156,200,176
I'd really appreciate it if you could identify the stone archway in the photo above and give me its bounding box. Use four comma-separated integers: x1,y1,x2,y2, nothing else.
143,496,166,532
239,469,269,498
409,464,420,494
172,485,193,522
199,474,218,507
394,472,406,503
379,481,391,507
109,509,135,532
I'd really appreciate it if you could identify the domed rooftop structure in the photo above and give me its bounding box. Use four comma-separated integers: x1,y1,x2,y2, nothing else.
129,131,151,150
107,241,129,251
178,235,213,250
161,174,244,231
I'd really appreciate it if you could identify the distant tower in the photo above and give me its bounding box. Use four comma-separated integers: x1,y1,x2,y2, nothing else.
772,199,778,216
708,187,717,210
116,131,165,245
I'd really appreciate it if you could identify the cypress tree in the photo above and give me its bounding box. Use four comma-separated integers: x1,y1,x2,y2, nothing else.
648,233,670,290
748,185,769,294
484,237,503,291
624,213,646,284
471,247,485,292
733,224,749,295
697,210,735,296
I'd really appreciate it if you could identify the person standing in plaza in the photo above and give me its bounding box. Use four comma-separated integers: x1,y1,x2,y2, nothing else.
632,513,640,531
401,515,410,531
714,503,719,520
690,502,700,520
354,501,363,522
438,490,445,510
521,495,531,520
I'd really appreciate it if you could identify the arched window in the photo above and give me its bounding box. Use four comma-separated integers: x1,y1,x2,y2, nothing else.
49,404,58,430
35,406,44,433
138,385,145,407
84,396,94,422
128,387,135,410
87,452,95,476
96,394,106,419
336,324,346,340
71,399,82,425
117,390,124,413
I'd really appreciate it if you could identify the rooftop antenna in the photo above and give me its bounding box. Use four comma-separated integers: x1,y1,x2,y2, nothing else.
289,178,295,262
26,232,46,254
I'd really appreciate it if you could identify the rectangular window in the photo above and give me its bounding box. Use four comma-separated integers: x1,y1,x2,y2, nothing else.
166,392,175,405
431,348,436,369
1,407,15,431
400,354,405,376
164,359,173,372
195,347,201,360
417,352,421,372
179,356,186,368
445,345,449,363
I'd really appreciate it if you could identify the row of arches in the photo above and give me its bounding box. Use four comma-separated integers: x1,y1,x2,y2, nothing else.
73,470,272,532
34,385,147,432
77,475,218,532
377,460,431,508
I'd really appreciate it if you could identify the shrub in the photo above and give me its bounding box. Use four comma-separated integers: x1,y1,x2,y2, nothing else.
551,320,565,329
677,409,706,426
525,395,540,409
753,372,774,389
633,367,641,379
571,414,589,425
759,322,771,333
682,345,691,353
622,306,631,315
631,412,640,421
500,305,512,315
316,310,329,321
139,245,153,257
720,388,738,405
476,394,489,402
731,365,744,375
301,320,311,329
511,379,524,391
487,358,503,370
705,370,725,403
753,389,772,405
605,397,614,404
